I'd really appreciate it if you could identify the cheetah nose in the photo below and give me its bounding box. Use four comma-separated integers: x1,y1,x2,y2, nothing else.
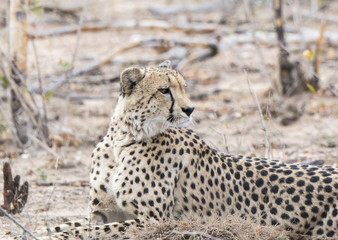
182,106,195,117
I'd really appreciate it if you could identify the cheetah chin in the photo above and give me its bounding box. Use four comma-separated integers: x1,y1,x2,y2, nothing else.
141,115,191,140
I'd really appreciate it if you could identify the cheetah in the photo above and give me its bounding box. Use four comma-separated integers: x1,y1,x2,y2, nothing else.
40,60,337,239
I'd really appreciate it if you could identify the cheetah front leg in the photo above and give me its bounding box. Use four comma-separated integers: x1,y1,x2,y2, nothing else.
39,219,144,240
89,130,131,225
89,135,137,225
44,163,177,239
35,131,120,237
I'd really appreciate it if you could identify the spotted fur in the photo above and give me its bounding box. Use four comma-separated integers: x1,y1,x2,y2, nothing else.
38,61,338,239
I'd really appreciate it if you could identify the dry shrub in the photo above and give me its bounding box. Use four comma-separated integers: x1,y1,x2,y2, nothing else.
127,214,301,240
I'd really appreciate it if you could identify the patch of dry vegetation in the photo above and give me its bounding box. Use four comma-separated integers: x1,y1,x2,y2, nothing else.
129,215,300,240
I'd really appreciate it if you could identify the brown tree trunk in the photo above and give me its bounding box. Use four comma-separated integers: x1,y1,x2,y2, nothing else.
274,0,319,96
9,0,29,145
0,162,29,215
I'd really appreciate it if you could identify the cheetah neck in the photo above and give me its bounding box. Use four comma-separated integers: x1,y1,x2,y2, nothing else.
109,97,150,159
109,96,178,159
109,118,136,160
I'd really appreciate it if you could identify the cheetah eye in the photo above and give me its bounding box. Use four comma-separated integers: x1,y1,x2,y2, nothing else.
159,88,170,94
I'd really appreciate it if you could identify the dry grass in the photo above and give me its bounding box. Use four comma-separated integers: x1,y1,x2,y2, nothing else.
127,215,301,240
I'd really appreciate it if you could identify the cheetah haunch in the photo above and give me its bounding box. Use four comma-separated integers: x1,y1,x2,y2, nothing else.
43,61,338,239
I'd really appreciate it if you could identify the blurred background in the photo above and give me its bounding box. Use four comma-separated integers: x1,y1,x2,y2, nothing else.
0,0,337,238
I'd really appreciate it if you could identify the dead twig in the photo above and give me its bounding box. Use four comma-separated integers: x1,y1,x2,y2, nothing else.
69,73,120,85
70,0,88,70
242,0,276,139
27,133,60,160
31,38,51,146
313,21,326,75
39,4,89,234
61,0,89,125
222,134,230,154
177,42,218,70
0,206,38,240
244,70,270,158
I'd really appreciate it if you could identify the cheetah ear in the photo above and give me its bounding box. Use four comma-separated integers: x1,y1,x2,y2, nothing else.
120,67,145,96
158,60,172,69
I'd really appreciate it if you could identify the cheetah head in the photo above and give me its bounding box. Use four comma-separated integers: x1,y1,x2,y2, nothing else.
115,60,194,140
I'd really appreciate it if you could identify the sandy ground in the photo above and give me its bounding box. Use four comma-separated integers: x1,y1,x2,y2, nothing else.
0,0,337,239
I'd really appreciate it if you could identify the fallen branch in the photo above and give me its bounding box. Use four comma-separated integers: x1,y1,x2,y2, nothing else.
28,20,217,38
28,20,338,46
29,22,109,37
176,43,218,70
37,36,218,93
43,6,81,21
52,92,114,101
69,73,120,85
40,45,185,88
149,0,223,15
33,180,89,187
40,40,143,93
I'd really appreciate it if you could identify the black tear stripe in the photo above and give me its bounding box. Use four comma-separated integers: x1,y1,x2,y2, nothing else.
148,94,155,104
167,88,175,122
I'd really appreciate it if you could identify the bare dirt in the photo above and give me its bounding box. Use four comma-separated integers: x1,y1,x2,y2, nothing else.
0,0,337,239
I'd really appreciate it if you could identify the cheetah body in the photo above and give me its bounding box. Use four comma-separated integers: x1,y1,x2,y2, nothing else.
91,129,338,238
50,61,338,239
